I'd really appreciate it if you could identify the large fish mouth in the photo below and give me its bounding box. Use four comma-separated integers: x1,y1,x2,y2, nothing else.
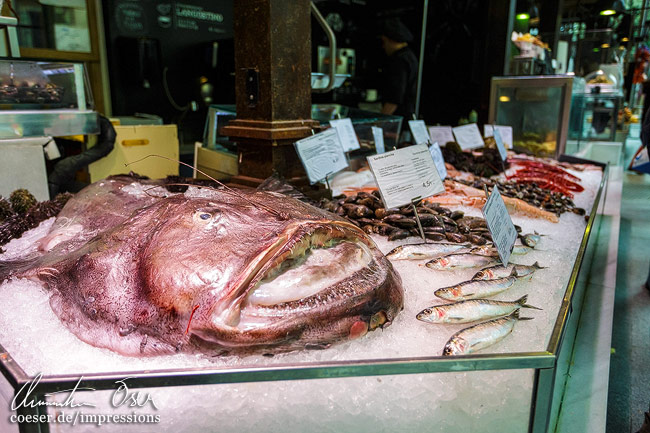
210,220,377,330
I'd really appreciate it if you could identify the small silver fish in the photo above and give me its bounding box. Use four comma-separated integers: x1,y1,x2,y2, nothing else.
469,245,499,257
512,244,533,255
472,262,545,280
434,272,518,301
416,295,541,324
442,310,533,356
386,242,471,261
520,232,543,248
425,253,498,270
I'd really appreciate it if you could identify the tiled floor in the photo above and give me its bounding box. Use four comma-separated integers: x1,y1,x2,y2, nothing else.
606,134,650,433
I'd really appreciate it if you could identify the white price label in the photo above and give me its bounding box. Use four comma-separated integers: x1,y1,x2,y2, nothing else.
371,126,385,154
294,128,348,184
484,125,513,149
367,144,444,210
329,118,361,152
493,127,507,161
452,123,484,150
408,120,430,145
428,126,455,146
43,139,61,160
429,142,447,180
481,186,517,266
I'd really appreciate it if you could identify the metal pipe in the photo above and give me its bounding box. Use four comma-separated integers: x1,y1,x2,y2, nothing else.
414,0,428,118
311,2,337,93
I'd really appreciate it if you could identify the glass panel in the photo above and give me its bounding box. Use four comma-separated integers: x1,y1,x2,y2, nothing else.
15,0,91,53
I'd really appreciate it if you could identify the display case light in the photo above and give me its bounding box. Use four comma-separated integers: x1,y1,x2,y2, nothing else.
600,9,616,15
516,13,530,20
499,96,511,102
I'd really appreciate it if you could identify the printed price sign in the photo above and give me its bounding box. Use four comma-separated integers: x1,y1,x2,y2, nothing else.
371,126,385,154
367,144,444,209
408,120,430,145
428,126,455,146
484,125,513,149
429,142,447,180
481,186,517,266
329,118,361,152
452,123,484,150
493,127,507,161
294,128,348,184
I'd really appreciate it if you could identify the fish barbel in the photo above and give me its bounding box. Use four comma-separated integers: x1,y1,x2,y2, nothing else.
386,242,471,260
434,273,518,301
442,310,533,356
472,262,545,280
416,295,541,324
425,253,498,270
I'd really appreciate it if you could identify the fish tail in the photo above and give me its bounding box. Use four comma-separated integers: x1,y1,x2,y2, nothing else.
516,295,543,310
0,256,42,282
533,261,547,269
511,309,534,321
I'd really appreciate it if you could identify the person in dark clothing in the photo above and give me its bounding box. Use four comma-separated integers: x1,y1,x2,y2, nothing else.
379,18,418,120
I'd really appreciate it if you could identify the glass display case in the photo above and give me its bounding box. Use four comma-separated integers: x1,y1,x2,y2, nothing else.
205,103,402,155
0,59,98,139
489,76,574,158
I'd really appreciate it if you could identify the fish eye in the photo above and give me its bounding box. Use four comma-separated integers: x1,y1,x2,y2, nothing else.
423,308,432,315
200,213,211,220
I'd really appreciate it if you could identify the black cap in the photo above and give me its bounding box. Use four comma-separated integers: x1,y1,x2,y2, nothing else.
380,18,413,43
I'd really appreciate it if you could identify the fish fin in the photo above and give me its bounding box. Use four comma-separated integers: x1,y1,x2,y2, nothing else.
533,261,547,269
511,310,534,320
509,268,519,277
516,294,543,310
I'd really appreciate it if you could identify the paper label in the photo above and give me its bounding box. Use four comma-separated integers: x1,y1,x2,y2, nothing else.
43,139,61,160
408,120,430,145
329,118,361,152
631,145,650,174
452,123,484,150
429,142,447,180
428,126,455,146
493,127,507,161
481,186,517,266
371,126,385,154
294,128,348,184
367,144,444,209
484,125,513,149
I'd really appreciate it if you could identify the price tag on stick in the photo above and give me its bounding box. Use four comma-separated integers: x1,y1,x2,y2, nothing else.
294,128,348,184
481,186,517,266
428,126,455,146
493,126,508,162
428,142,447,180
367,144,444,210
408,120,430,145
452,123,484,150
371,126,385,154
329,118,361,152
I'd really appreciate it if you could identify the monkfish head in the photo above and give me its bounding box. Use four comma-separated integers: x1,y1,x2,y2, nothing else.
138,189,403,353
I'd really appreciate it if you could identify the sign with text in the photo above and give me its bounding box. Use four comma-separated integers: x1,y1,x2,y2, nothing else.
481,186,517,266
484,125,513,149
429,142,447,180
294,128,348,184
428,126,455,146
493,127,507,161
367,144,444,209
452,123,484,150
371,126,385,154
408,120,430,145
329,118,360,152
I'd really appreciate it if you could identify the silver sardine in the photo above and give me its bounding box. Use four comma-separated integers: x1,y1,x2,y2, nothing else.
434,273,518,301
521,232,542,248
386,242,471,261
442,310,533,356
425,253,498,270
472,262,545,280
417,295,541,324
